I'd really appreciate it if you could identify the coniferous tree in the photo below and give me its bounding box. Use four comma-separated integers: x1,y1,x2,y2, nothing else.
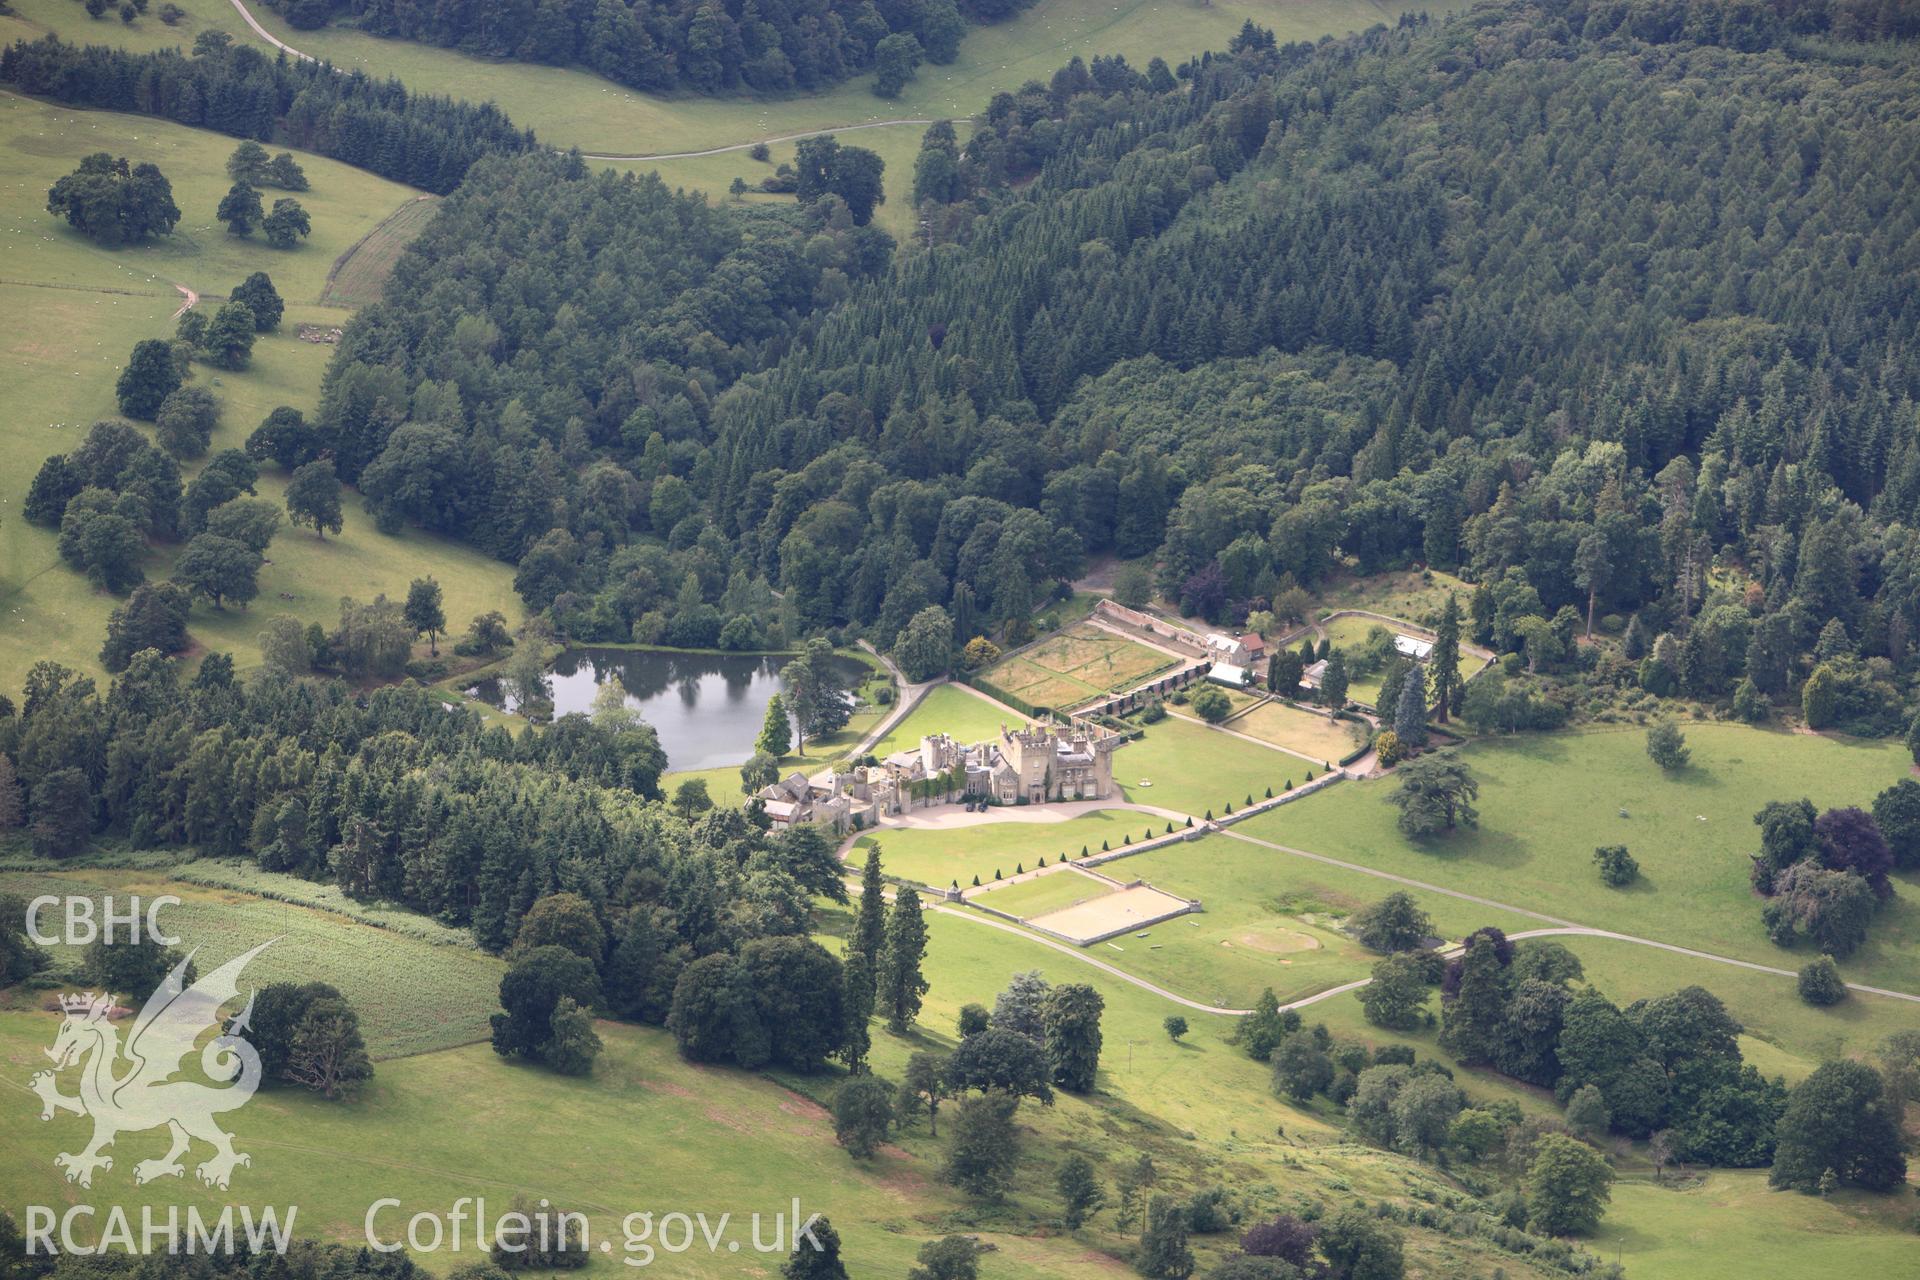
877,887,929,1032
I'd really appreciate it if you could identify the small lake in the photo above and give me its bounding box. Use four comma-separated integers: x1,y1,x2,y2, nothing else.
466,648,871,770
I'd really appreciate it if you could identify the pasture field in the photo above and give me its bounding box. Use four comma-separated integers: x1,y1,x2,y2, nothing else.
4,0,1445,250
968,865,1116,917
0,97,522,694
1248,724,1920,991
981,619,1175,710
1,92,426,304
0,892,1475,1280
1117,713,1306,814
0,863,500,1057
1224,699,1367,762
1106,833,1537,1010
848,808,1169,887
866,681,1029,759
1599,1170,1920,1280
319,193,440,306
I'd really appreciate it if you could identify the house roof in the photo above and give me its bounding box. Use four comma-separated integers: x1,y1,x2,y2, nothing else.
1208,662,1251,685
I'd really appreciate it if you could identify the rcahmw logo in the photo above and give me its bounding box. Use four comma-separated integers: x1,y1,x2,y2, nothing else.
31,939,273,1189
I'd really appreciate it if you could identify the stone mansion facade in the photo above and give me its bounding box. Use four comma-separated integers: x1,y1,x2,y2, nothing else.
757,720,1127,833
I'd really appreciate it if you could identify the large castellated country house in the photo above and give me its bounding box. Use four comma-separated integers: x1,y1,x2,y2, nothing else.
756,721,1127,832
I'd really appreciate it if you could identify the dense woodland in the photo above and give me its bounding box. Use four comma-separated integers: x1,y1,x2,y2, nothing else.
189,0,1920,743
261,0,1035,97
0,32,533,192
7,2,1920,1264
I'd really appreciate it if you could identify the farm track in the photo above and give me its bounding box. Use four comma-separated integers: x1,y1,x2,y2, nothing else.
319,194,437,307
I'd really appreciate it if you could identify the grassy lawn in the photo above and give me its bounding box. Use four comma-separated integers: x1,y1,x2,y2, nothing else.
1117,714,1307,815
1227,700,1367,763
1322,614,1401,706
1246,724,1920,992
0,862,500,1057
970,866,1117,917
867,681,1031,758
849,809,1168,888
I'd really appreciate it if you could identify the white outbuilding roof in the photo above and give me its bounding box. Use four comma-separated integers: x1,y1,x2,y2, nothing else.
1394,635,1434,660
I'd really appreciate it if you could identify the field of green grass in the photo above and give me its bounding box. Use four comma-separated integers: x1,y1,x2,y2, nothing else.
1,92,425,304
1226,699,1367,763
1118,714,1307,814
318,193,439,306
1245,725,1920,991
1103,833,1534,1011
0,870,1534,1280
0,862,500,1056
3,0,1443,245
850,808,1166,887
0,95,523,694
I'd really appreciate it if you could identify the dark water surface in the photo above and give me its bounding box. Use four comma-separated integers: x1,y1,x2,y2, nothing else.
468,648,868,770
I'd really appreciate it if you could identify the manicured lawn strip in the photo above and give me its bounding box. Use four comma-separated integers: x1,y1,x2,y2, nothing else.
866,682,1031,759
971,867,1116,918
1244,725,1920,992
850,810,1161,888
319,194,440,306
1117,715,1305,816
